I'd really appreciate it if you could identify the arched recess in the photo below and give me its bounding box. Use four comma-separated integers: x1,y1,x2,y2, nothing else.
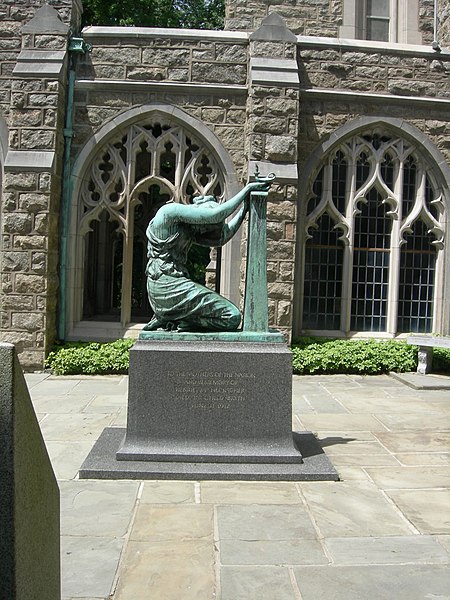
65,104,241,340
294,117,450,338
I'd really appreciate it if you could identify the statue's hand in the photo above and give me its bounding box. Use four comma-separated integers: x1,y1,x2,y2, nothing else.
248,180,273,193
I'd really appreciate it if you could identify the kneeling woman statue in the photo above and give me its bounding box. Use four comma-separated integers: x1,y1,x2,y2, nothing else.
144,177,273,332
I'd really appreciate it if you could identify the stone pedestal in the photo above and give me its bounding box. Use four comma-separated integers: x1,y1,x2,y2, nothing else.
118,340,299,463
80,338,338,481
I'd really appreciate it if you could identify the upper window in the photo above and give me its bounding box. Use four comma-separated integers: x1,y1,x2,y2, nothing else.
300,129,446,336
359,0,390,41
340,0,421,44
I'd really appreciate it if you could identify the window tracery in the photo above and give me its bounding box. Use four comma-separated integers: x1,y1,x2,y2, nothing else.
302,131,445,335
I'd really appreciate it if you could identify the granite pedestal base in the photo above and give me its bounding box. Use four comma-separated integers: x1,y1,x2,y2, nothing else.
80,339,338,481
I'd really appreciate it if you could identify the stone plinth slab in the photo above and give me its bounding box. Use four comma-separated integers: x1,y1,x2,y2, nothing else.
79,428,338,481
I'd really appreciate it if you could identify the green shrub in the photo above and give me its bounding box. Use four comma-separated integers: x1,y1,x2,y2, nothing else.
432,347,450,372
45,339,135,375
291,338,418,375
45,336,450,376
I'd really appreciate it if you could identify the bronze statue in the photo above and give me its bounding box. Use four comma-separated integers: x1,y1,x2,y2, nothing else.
144,177,274,332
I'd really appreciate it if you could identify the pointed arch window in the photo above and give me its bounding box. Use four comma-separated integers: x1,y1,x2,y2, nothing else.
301,130,445,336
77,120,225,325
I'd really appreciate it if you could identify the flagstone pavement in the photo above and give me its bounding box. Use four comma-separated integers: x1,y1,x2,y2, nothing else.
25,371,450,600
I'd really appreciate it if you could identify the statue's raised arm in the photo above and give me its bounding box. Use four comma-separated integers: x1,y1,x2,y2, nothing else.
143,176,274,333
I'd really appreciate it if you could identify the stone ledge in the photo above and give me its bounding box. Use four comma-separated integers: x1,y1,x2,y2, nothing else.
13,49,67,78
250,57,299,87
76,79,248,95
82,26,249,43
390,372,450,390
4,150,55,172
297,35,450,58
249,160,298,184
301,88,450,107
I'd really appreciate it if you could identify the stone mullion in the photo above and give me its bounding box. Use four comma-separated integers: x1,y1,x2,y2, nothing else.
387,158,403,335
341,158,357,333
120,134,136,326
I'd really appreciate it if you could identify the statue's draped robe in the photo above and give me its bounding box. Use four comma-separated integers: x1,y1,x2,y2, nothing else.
146,223,240,331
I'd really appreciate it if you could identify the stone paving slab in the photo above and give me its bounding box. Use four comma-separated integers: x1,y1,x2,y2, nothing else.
220,538,328,565
293,564,450,600
32,394,95,413
298,414,388,432
221,566,296,600
375,412,450,431
29,378,82,397
60,480,139,537
366,466,450,489
130,504,214,541
61,536,124,598
45,441,96,479
39,413,116,441
334,395,448,413
299,481,415,537
323,535,450,564
200,481,301,504
374,431,450,453
113,540,215,600
395,452,450,466
140,481,196,504
217,504,318,540
386,489,450,534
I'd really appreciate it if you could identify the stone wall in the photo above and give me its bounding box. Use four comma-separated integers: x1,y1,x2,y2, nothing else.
226,0,342,36
74,28,249,178
0,0,79,120
227,0,438,45
297,40,450,169
0,1,81,369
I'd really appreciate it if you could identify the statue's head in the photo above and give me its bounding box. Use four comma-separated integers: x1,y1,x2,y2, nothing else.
192,195,217,206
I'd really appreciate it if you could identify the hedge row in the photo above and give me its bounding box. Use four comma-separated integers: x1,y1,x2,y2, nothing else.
45,339,134,375
45,337,450,376
291,338,418,375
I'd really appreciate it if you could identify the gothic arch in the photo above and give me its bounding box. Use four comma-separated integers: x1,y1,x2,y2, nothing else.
299,117,450,206
65,104,241,339
295,117,450,336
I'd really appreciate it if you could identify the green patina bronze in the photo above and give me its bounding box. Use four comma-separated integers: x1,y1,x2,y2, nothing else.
141,169,275,337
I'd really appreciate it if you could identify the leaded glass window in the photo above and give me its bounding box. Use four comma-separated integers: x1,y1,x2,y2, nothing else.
77,120,225,325
302,130,445,335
